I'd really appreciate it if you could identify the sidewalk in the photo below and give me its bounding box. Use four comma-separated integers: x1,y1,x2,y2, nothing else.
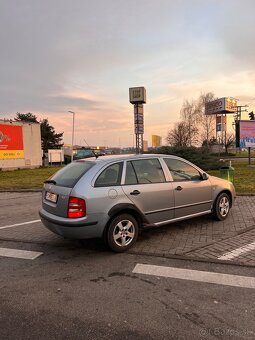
129,196,255,266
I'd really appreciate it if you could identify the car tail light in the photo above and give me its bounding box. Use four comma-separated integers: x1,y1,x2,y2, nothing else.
68,197,86,218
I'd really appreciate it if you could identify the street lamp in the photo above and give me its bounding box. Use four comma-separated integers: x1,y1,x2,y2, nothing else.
68,111,75,162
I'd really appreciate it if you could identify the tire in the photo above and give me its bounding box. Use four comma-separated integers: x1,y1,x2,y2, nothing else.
212,193,231,221
106,214,139,252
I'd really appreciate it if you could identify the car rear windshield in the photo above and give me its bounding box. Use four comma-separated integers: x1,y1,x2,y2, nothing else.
49,161,95,187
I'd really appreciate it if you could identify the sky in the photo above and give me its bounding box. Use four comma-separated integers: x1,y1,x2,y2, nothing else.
0,0,255,147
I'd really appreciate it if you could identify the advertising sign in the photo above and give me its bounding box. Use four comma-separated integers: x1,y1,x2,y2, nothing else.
216,115,226,132
216,115,226,124
48,149,64,163
0,124,24,159
216,124,225,132
237,121,255,148
129,87,146,104
205,97,237,115
135,113,144,124
135,125,144,134
133,103,144,134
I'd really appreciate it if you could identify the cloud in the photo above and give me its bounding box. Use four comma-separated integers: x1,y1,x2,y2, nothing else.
214,0,255,69
1,0,255,146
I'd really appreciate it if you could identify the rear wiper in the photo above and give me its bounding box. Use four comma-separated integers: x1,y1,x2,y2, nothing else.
44,180,56,185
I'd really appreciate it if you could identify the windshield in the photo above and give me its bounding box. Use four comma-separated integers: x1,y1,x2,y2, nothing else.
49,161,95,187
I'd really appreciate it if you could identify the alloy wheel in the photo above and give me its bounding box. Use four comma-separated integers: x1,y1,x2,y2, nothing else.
113,220,135,247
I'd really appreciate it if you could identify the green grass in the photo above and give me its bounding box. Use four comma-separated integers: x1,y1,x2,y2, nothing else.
0,161,254,194
208,161,255,194
0,166,62,189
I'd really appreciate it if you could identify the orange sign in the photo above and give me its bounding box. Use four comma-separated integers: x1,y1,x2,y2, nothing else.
0,124,24,159
216,115,226,124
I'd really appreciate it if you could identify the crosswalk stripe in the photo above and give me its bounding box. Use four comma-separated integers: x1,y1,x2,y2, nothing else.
133,264,255,289
0,247,43,260
0,220,41,230
218,242,255,260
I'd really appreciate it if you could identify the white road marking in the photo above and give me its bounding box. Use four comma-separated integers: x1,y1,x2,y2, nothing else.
0,247,43,260
218,242,255,260
133,264,255,289
0,219,41,230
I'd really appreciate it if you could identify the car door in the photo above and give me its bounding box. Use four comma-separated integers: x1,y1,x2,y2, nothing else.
121,158,175,224
163,158,213,219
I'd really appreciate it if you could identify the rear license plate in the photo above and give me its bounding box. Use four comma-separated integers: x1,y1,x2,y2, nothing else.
45,191,58,203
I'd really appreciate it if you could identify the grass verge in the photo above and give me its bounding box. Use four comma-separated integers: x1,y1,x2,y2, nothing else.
0,161,254,194
0,166,62,190
208,161,255,194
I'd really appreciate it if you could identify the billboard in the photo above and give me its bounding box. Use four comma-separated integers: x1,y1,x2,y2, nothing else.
205,97,237,115
129,87,146,104
216,115,226,132
0,124,24,159
48,149,64,163
134,103,144,134
236,121,255,148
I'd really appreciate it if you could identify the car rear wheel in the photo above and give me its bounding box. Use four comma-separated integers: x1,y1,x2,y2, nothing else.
106,214,138,252
212,192,231,221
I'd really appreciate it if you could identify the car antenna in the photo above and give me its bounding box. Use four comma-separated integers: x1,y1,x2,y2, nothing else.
83,139,98,159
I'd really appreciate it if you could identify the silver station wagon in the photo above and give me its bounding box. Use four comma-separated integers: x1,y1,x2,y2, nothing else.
39,154,236,252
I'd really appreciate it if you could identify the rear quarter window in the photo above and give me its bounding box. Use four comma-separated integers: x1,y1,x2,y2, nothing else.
49,161,95,187
95,162,123,187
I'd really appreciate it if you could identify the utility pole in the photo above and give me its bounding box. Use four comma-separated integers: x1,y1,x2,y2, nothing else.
68,111,75,162
233,105,248,153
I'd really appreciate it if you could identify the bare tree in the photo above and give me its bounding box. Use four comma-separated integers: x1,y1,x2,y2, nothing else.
224,133,235,154
167,92,216,148
166,121,198,147
197,92,216,149
180,100,199,146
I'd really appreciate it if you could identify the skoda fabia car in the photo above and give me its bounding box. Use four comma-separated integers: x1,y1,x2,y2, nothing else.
39,154,236,252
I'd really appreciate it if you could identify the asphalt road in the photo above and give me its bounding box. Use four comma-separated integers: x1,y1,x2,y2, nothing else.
0,193,255,339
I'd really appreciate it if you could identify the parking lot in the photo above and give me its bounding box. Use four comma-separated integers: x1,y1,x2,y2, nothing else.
1,191,255,339
1,192,255,266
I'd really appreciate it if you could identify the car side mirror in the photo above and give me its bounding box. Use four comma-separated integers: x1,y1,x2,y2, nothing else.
202,173,208,180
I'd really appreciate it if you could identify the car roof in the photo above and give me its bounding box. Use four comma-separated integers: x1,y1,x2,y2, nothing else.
76,153,184,164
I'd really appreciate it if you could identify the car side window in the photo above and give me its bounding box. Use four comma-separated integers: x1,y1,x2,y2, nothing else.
125,161,138,185
164,158,201,182
95,162,123,187
125,159,166,184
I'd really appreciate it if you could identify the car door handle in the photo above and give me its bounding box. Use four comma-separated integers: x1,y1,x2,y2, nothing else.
175,186,183,191
130,190,140,195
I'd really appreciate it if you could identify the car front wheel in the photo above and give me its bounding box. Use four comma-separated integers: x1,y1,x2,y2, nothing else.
106,214,139,252
212,193,231,221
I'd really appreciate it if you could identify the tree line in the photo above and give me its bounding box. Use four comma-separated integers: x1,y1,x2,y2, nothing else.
14,112,63,152
166,92,235,153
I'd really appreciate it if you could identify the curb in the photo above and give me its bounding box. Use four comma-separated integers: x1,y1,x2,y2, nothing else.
128,250,255,268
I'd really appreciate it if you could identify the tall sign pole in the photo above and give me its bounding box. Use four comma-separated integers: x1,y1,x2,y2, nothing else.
205,97,237,152
129,87,146,154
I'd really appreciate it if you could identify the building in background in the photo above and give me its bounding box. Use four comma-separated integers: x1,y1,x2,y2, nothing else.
0,120,42,170
152,135,162,148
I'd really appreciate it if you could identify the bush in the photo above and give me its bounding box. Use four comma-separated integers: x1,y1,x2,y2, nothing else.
148,146,221,171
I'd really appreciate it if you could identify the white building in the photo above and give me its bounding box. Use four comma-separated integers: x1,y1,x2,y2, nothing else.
0,120,42,170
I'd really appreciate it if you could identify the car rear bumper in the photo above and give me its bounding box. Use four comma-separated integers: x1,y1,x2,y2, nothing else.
39,208,104,239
